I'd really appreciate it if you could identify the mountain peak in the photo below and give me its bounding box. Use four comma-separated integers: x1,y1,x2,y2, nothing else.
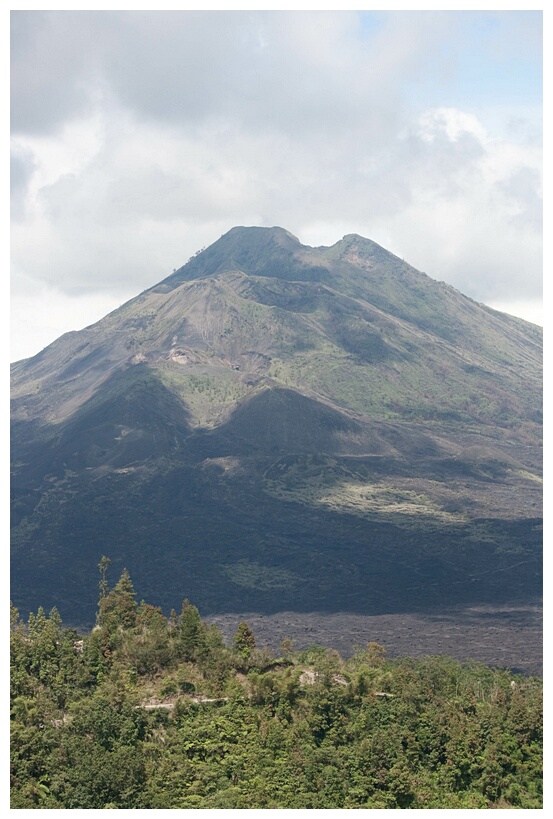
224,225,301,244
153,225,320,293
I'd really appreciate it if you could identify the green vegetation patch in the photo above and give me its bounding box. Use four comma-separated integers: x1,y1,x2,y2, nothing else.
10,567,543,809
263,457,466,526
157,366,250,427
221,559,302,591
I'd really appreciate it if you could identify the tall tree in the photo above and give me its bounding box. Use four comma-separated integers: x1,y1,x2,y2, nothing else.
178,599,203,661
97,569,137,631
233,621,256,660
98,556,111,601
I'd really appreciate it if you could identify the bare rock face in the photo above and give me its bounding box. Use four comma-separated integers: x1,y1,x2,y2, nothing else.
11,227,542,628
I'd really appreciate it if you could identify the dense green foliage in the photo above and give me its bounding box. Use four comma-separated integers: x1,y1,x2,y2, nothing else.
11,568,542,809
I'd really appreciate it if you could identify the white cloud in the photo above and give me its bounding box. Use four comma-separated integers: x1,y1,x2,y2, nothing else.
416,107,488,144
11,285,128,363
488,299,542,327
10,11,542,359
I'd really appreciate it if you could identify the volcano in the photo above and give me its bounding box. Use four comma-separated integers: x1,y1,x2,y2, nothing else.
11,226,542,629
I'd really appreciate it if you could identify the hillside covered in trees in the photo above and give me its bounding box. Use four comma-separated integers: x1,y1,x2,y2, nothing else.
10,564,542,809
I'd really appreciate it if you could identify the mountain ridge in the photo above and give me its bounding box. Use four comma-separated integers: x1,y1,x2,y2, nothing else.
11,226,541,429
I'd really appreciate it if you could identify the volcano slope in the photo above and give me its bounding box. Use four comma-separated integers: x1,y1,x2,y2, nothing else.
11,226,542,653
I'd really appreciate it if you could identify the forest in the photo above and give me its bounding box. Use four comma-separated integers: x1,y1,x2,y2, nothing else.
10,561,543,809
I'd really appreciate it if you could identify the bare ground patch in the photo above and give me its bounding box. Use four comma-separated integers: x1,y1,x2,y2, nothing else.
207,604,542,676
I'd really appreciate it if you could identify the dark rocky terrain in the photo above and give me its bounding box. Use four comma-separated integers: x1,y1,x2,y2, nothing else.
11,227,542,670
208,605,543,676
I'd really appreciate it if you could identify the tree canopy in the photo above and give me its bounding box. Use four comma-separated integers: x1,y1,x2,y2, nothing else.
10,568,543,809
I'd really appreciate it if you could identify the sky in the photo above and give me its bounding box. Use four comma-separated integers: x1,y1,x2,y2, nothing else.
10,8,543,362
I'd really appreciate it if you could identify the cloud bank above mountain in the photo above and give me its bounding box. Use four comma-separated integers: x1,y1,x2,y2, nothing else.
10,10,542,360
